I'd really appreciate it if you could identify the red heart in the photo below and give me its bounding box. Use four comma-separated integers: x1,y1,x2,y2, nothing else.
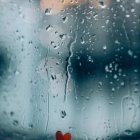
56,131,71,140
63,133,71,140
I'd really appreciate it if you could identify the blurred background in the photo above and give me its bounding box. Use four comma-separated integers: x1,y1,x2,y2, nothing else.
0,0,140,139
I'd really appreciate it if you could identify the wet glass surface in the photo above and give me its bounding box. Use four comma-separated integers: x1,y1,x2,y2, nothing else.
0,0,140,140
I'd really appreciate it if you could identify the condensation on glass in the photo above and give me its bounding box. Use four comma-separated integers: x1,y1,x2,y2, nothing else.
0,0,140,140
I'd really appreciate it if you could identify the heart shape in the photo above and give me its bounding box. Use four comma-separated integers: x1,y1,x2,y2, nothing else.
56,131,71,140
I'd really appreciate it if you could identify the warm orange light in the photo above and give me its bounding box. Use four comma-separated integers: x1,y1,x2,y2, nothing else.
40,0,64,15
40,0,86,15
40,0,111,15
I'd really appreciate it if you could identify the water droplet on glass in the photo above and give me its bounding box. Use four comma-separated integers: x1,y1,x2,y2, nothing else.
29,124,34,129
62,16,68,23
45,8,52,15
61,110,66,118
10,111,14,116
46,25,53,31
13,120,19,126
123,129,133,136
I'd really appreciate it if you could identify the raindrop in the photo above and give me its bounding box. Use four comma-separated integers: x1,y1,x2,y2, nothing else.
29,41,33,45
46,25,53,31
135,0,140,4
126,14,130,18
123,129,133,136
14,70,20,76
121,82,125,87
128,50,133,57
59,34,66,39
61,110,66,118
113,74,118,79
112,88,115,92
99,1,104,6
29,124,34,129
54,45,60,49
131,9,135,13
62,16,68,23
103,45,107,51
45,8,52,15
80,37,85,44
51,74,56,80
13,120,19,126
115,40,121,45
10,111,14,116
109,102,113,105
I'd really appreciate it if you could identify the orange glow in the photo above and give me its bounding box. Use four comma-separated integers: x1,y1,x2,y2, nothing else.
40,0,111,15
40,0,64,15
40,0,86,15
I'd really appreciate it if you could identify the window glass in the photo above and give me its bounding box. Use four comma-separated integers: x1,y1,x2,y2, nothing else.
0,0,140,140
